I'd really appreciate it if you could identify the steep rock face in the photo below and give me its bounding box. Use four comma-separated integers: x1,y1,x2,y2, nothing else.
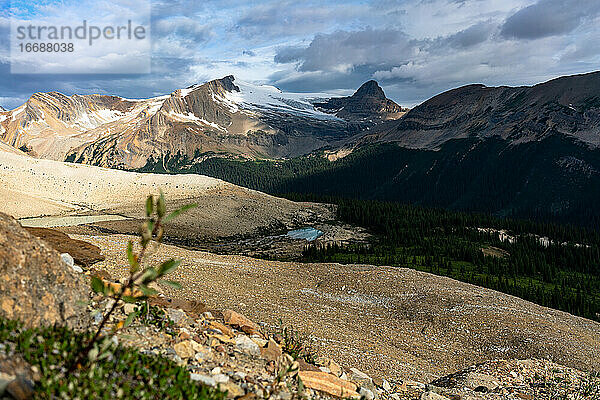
0,212,89,328
362,71,600,149
0,77,404,169
314,80,406,122
0,92,140,160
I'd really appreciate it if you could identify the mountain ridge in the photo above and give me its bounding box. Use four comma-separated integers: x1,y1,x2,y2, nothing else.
0,76,404,169
356,70,600,150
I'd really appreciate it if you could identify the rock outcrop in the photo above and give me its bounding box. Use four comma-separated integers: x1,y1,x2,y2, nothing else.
24,227,104,268
314,80,407,122
0,213,89,328
364,71,600,150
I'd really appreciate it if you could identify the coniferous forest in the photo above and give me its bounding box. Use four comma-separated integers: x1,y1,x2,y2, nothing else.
138,138,600,322
296,197,600,322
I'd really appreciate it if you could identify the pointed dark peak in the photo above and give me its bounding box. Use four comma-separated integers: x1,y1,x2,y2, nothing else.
185,75,240,95
353,80,385,99
216,75,240,92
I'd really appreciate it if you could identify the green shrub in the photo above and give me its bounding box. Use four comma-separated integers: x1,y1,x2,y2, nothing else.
0,317,226,399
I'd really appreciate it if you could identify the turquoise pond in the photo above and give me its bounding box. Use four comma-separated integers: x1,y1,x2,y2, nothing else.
286,227,323,241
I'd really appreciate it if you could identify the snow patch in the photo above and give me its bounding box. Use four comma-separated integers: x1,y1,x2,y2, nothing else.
211,79,343,121
167,111,227,131
11,105,25,121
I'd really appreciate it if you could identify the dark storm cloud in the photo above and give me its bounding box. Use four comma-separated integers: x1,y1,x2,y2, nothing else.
500,0,600,39
446,21,497,48
275,28,415,73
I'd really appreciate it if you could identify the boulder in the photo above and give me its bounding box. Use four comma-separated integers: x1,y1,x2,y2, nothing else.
0,213,89,328
24,227,104,268
260,338,282,362
220,382,244,399
223,309,261,335
349,367,373,387
174,340,203,359
298,371,360,398
235,335,261,357
190,373,216,387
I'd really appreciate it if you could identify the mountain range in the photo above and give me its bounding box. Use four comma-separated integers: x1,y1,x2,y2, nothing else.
2,71,600,222
0,76,404,169
356,71,600,149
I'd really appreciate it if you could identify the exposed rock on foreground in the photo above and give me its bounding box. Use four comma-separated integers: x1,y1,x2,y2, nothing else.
84,233,600,383
0,212,88,328
0,213,598,399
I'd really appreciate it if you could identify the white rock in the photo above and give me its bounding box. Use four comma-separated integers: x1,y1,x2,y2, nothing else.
61,253,74,268
194,348,213,362
382,379,392,393
251,337,268,347
190,373,216,387
235,335,261,356
0,371,16,395
211,367,222,375
359,387,375,400
72,265,83,273
233,371,247,381
123,303,137,315
421,392,449,400
213,374,229,384
167,308,188,326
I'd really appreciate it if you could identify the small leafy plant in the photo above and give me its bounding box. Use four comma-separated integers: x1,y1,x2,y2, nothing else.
0,316,225,399
133,301,176,335
276,320,319,364
70,191,196,372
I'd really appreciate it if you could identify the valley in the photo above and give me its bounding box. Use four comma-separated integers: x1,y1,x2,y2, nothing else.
1,71,600,399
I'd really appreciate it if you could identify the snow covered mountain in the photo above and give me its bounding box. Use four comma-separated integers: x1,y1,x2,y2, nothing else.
0,76,404,169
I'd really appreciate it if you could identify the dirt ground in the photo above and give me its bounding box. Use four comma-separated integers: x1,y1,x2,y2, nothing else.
78,233,600,384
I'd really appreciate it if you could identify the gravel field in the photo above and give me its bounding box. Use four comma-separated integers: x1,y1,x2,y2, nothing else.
77,233,600,383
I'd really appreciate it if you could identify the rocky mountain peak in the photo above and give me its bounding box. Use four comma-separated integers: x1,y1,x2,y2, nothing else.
210,75,240,93
353,80,386,100
313,80,406,122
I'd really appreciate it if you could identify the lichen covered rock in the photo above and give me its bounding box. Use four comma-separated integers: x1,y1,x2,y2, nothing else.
0,212,89,328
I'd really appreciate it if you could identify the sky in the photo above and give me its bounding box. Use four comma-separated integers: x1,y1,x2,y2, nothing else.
0,0,599,109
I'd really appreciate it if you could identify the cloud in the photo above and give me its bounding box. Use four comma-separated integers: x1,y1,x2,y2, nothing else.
234,1,367,39
500,0,600,39
2,0,600,110
445,20,497,48
154,16,213,43
275,28,416,73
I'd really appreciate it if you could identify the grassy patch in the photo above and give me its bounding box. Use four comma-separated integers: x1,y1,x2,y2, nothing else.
0,317,225,400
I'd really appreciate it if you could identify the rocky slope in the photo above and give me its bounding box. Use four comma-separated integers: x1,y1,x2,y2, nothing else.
358,71,600,150
0,77,403,169
1,214,598,399
82,233,600,384
0,149,333,240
